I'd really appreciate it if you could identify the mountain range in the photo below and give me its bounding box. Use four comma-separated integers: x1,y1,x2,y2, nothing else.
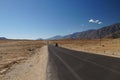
0,37,7,40
46,23,120,40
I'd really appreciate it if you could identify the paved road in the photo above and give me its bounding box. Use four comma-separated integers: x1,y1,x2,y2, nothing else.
48,45,120,80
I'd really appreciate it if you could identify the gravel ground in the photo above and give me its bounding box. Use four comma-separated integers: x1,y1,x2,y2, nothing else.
0,46,48,80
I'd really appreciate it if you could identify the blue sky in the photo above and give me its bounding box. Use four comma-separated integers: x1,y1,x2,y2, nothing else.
0,0,120,39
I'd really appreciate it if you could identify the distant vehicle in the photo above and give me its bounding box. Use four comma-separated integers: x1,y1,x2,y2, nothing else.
55,43,58,47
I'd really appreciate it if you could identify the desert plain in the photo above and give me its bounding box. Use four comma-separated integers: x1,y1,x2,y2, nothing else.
0,38,120,80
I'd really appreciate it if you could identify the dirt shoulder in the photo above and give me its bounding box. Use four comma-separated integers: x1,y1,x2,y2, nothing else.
0,46,48,80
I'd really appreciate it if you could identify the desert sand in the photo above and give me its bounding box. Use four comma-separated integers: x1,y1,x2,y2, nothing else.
0,40,48,80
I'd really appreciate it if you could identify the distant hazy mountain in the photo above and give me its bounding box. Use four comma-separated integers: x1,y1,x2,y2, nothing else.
0,37,7,40
47,35,63,40
37,38,43,40
63,29,97,39
47,23,120,40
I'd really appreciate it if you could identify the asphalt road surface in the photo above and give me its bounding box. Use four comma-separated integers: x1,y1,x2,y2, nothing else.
48,45,120,80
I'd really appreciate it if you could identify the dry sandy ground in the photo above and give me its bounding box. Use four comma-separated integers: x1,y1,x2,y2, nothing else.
0,40,48,80
0,39,119,80
50,38,120,58
0,46,48,80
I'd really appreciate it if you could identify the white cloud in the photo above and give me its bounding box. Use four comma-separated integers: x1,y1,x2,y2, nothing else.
89,19,102,24
98,22,102,24
89,19,94,23
95,20,99,23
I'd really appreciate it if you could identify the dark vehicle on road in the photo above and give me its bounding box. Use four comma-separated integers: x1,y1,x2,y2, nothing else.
55,43,58,47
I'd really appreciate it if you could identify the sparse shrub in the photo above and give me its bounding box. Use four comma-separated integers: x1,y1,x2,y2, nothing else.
112,32,120,38
102,45,105,47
